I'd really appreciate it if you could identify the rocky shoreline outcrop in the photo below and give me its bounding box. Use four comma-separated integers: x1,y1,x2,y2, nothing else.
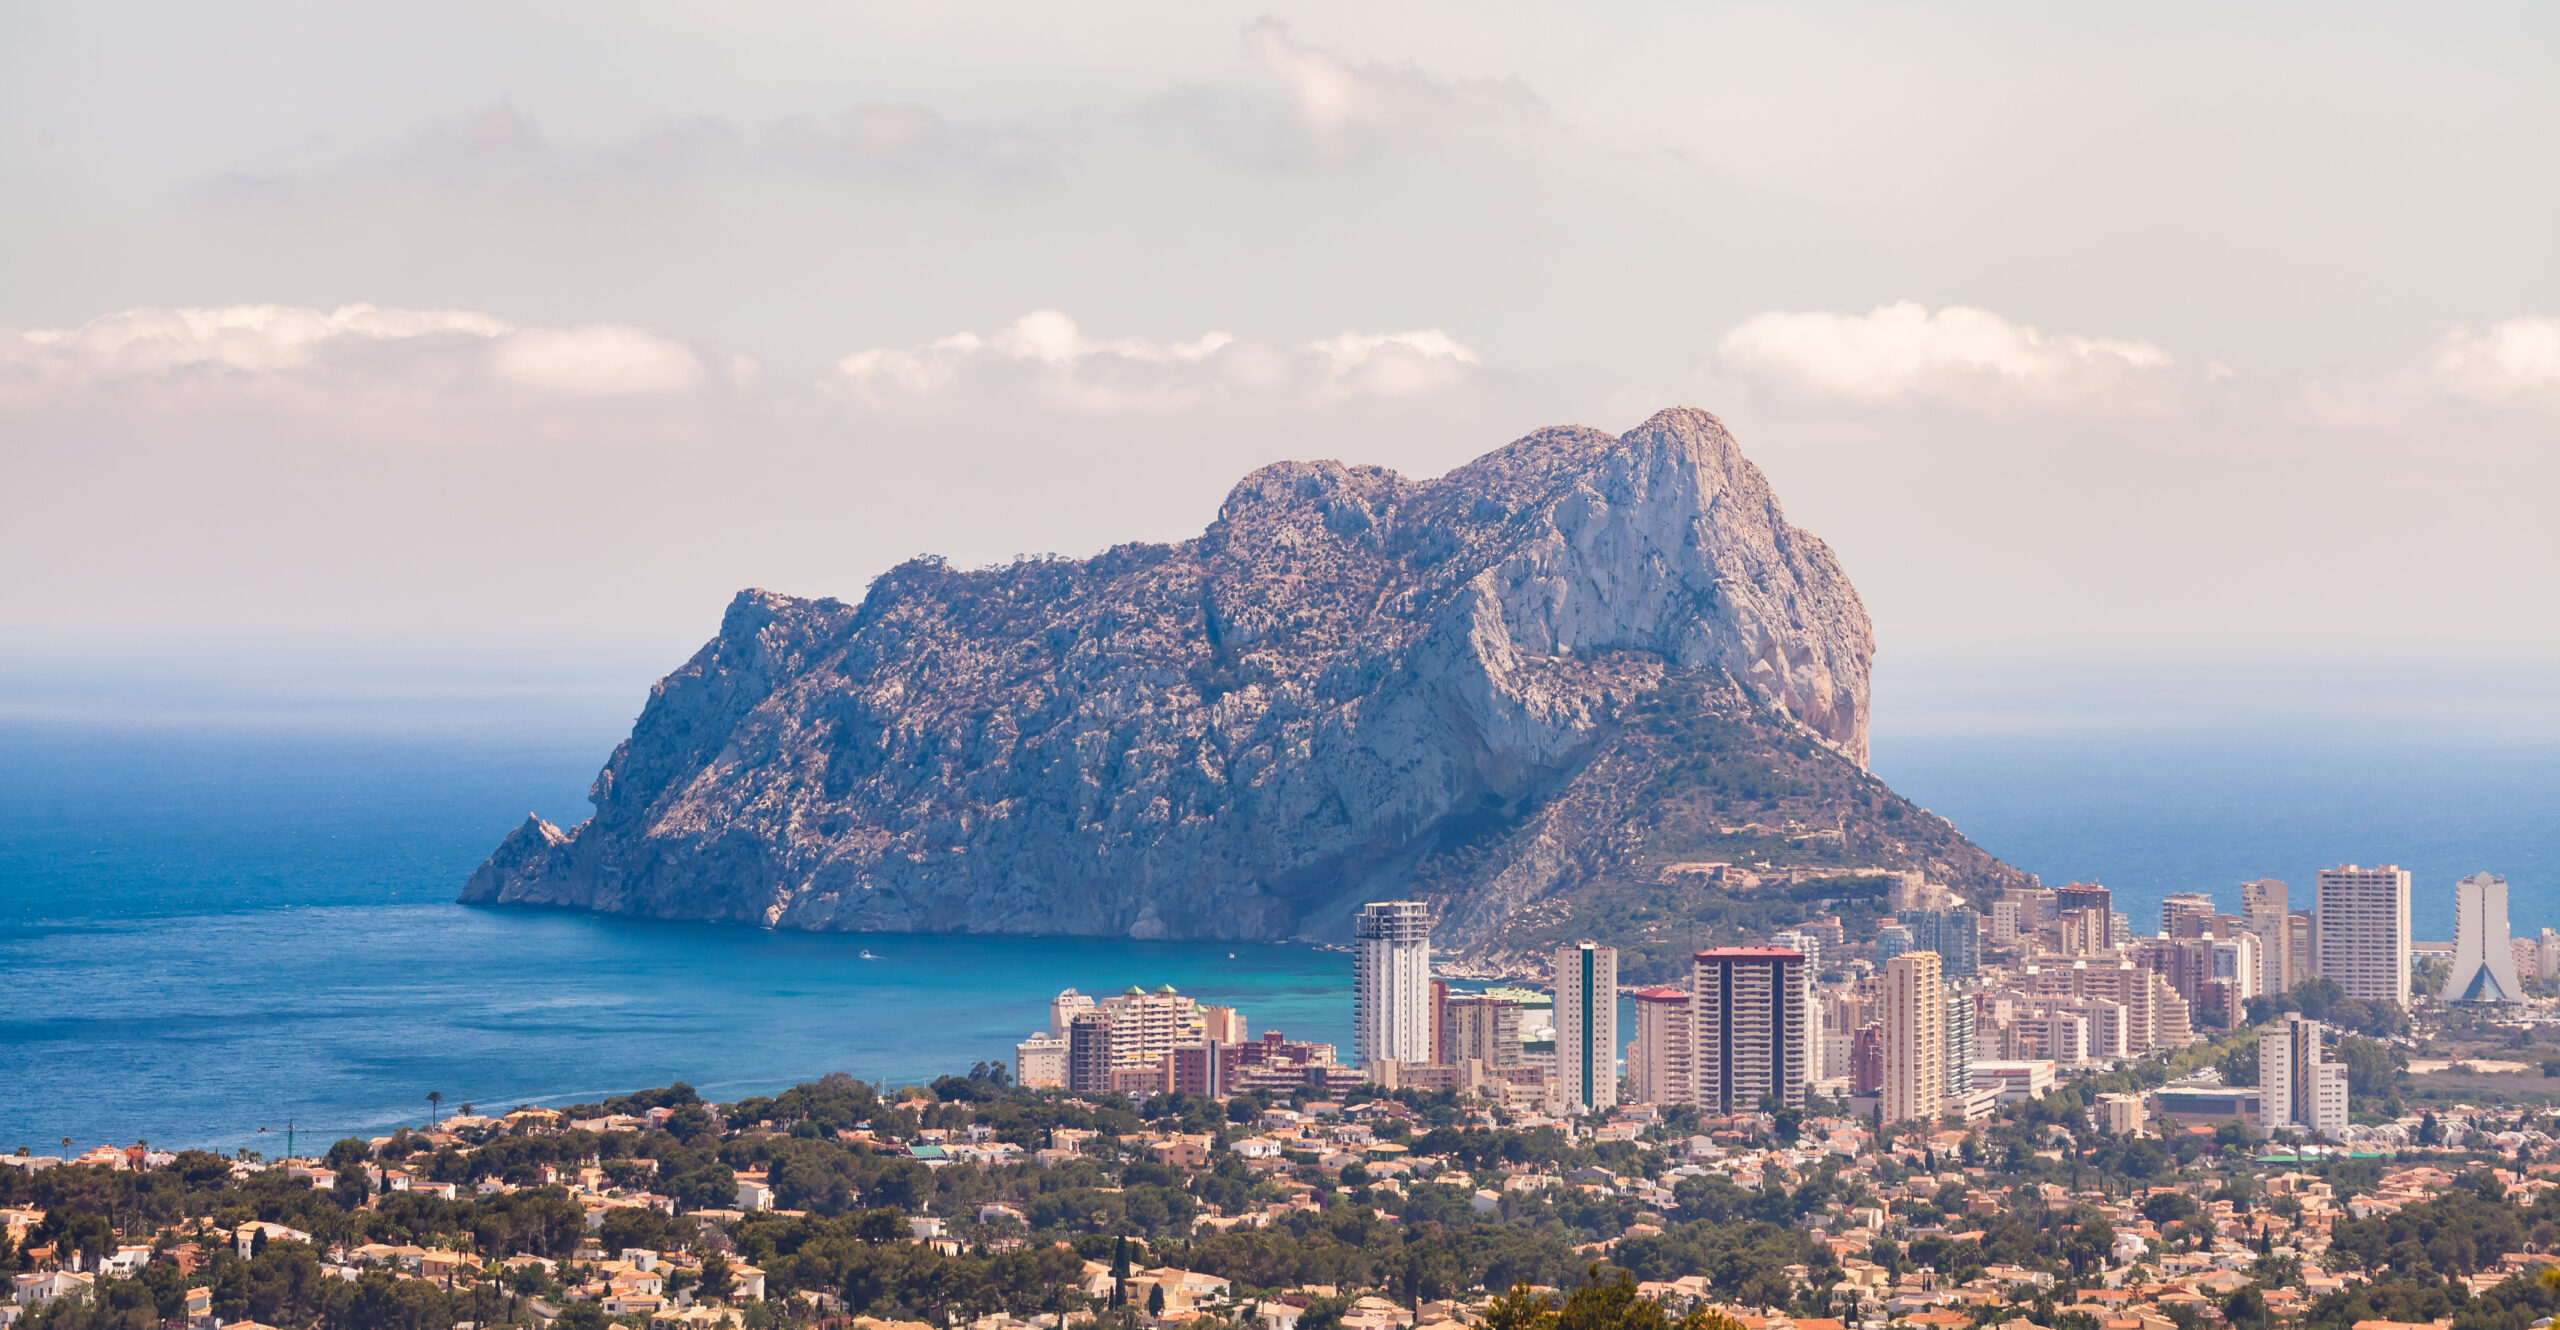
464,408,2015,953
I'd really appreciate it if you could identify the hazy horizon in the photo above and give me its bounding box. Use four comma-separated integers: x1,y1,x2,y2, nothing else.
4,3,2554,688
3,639,2551,752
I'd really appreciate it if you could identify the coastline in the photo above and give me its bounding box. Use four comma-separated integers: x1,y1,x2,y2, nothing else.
4,718,2552,1151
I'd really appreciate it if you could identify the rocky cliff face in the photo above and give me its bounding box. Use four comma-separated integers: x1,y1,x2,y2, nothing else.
465,408,2021,953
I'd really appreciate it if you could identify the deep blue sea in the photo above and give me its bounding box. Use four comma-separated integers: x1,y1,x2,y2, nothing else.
0,725,1355,1154
1,651,2552,1156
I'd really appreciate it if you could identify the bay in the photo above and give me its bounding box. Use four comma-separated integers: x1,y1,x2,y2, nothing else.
0,725,1352,1153
5,699,2555,1157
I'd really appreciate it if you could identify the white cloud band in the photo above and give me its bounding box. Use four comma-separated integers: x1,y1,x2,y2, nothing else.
2431,317,2560,404
832,311,1483,409
1,304,710,401
1715,300,2174,404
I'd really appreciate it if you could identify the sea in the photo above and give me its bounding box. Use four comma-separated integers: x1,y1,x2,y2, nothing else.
1,649,2552,1154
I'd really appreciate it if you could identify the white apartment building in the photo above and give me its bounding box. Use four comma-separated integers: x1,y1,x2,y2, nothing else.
1098,985,1203,1066
2052,910,2111,956
1353,901,1433,1066
2240,878,2292,992
1014,1032,1068,1087
1770,930,1823,975
1796,951,1824,1080
1973,1058,2056,1101
2315,865,2412,1007
1943,985,1974,1097
1988,899,2022,947
2211,933,2262,1000
2018,960,2176,1052
1050,989,1097,1038
2160,892,2216,938
1880,950,1944,1125
2444,872,2524,1003
2510,937,2543,987
1444,994,1523,1067
1552,941,1619,1113
2014,1009,2088,1064
2260,1013,2350,1137
1820,1030,1858,1082
2093,1092,2148,1134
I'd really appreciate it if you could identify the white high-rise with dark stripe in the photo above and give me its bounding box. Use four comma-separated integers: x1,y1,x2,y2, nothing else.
1690,947,1809,1111
1552,941,1618,1114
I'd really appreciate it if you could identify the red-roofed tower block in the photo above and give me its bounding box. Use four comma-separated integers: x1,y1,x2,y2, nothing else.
1629,987,1693,1105
1692,947,1811,1110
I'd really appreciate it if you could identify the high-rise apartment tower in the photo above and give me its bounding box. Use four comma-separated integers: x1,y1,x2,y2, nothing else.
1629,987,1693,1106
2444,872,2524,1004
1552,941,1619,1113
1880,950,1945,1124
2161,892,2216,940
1442,994,1522,1067
1691,947,1809,1111
1907,909,1980,976
1066,1010,1118,1093
2259,1013,2349,1137
1353,902,1433,1065
2315,866,2411,1008
2240,879,2291,993
2054,883,2112,918
1050,989,1097,1038
1943,986,1974,1097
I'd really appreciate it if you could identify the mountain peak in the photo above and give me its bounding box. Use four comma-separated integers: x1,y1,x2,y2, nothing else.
462,410,2013,958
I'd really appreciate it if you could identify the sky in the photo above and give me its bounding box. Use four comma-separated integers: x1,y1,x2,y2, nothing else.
2,2,2554,735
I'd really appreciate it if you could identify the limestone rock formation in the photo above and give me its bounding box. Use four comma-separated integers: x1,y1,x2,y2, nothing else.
463,408,2024,953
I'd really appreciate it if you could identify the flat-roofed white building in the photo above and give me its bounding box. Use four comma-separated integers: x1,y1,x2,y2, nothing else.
1972,1059,2056,1102
1014,1032,1068,1088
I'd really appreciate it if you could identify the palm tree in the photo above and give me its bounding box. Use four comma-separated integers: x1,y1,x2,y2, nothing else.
427,1091,444,1125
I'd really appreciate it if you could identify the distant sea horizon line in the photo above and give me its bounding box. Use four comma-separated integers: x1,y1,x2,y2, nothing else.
0,646,2549,1151
0,641,2552,745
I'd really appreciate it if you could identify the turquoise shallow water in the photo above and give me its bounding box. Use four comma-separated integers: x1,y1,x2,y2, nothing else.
0,724,1353,1153
3,715,2552,1155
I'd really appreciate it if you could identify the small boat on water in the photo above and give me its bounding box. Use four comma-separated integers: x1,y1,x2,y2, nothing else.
858,949,879,960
